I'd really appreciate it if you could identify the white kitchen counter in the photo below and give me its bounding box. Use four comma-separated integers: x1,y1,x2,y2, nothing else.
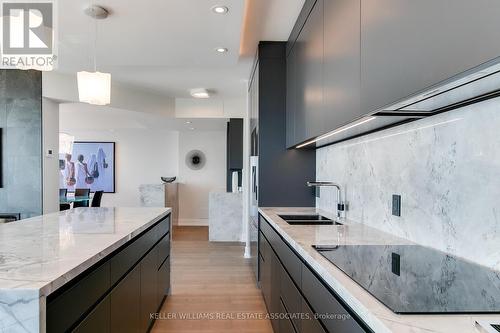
0,207,170,333
259,207,500,333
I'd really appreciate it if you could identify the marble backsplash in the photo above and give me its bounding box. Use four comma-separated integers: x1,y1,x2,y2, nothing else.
316,97,500,269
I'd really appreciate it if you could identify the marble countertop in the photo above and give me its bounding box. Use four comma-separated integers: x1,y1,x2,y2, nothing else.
258,207,500,333
0,207,170,332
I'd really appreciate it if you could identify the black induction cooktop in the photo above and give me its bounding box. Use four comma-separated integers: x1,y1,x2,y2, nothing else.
313,244,500,314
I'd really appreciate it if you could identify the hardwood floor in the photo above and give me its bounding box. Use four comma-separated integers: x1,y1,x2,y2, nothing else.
151,226,273,333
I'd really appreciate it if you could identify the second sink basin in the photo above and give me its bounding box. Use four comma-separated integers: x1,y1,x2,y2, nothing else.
278,214,341,225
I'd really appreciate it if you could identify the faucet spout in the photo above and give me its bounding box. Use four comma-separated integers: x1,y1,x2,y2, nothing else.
307,181,345,218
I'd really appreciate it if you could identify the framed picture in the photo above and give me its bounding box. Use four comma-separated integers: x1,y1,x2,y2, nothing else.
59,141,115,193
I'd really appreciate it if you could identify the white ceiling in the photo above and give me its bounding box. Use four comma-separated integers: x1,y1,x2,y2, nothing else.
60,103,229,131
55,0,305,99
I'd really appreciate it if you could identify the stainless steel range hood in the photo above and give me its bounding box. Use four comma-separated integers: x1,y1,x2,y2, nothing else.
306,58,500,149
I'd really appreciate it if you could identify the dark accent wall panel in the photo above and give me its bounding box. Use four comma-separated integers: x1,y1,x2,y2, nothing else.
226,118,243,192
257,42,315,207
0,70,42,219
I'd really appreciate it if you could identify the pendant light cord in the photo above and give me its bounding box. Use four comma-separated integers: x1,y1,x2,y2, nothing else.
94,0,98,72
89,0,97,72
94,13,97,72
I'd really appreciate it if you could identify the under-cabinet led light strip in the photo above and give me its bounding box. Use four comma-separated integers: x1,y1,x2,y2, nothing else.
295,116,377,148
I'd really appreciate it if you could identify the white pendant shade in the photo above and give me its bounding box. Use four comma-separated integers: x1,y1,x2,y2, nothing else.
77,71,111,105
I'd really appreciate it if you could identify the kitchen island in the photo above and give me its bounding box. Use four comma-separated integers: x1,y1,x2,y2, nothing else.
0,207,171,333
208,191,243,242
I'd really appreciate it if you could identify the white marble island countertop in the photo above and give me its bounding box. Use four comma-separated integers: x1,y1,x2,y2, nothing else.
259,207,500,333
0,207,170,333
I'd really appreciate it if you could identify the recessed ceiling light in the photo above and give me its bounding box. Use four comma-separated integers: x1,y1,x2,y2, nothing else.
189,127,195,130
185,121,192,124
215,47,228,53
190,88,211,99
212,6,229,14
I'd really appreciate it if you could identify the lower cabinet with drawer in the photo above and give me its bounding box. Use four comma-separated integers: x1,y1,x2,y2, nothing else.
258,214,371,333
46,214,171,333
73,297,111,333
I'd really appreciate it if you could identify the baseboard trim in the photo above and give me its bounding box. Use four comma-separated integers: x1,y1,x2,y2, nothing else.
178,218,208,226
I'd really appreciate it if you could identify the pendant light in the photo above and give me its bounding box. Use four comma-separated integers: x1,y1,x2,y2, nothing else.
77,3,111,106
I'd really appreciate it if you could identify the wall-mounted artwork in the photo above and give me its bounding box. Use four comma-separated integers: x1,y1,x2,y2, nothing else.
59,141,115,193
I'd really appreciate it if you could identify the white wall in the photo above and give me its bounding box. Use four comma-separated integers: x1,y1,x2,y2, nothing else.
42,98,60,214
178,131,227,225
59,128,179,207
59,103,227,210
60,103,180,207
175,98,246,118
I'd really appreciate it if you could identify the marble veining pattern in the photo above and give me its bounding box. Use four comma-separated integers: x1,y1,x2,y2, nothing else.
0,207,170,332
316,97,500,270
259,207,500,333
209,192,243,242
139,184,165,207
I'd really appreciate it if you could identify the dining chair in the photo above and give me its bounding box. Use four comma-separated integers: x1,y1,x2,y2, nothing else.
0,213,21,223
73,188,91,208
59,189,71,211
91,191,104,207
60,203,71,211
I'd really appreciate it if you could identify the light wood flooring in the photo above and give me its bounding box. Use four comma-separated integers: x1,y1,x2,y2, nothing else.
151,226,273,333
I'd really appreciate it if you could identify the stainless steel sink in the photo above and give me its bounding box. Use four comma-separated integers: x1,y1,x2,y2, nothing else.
278,214,342,225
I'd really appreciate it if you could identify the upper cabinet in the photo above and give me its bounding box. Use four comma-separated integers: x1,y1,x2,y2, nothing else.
323,0,361,134
286,47,296,148
286,0,500,148
361,0,500,114
288,0,324,146
287,0,361,148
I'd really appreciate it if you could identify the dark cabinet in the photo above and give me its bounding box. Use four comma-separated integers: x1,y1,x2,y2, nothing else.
361,0,500,114
227,118,244,170
110,265,141,333
259,233,273,311
286,0,500,147
226,118,244,191
157,234,170,268
294,0,324,143
270,250,282,333
302,264,366,333
259,215,369,333
301,299,326,333
287,0,361,147
253,42,315,206
285,46,296,148
279,299,297,333
110,226,156,285
323,0,361,129
73,297,110,333
140,248,159,331
279,262,302,332
259,232,281,332
157,257,171,303
47,262,110,333
47,215,171,333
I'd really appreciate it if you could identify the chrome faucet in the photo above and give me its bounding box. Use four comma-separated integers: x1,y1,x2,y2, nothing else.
307,181,346,218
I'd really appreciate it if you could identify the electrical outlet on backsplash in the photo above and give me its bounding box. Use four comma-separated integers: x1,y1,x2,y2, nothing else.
316,96,500,270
